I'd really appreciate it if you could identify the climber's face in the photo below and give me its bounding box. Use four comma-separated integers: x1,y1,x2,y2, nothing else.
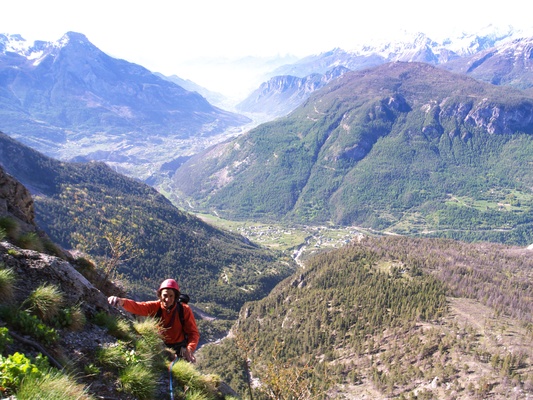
160,288,176,310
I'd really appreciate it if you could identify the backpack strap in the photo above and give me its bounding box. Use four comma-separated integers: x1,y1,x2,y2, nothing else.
155,301,188,344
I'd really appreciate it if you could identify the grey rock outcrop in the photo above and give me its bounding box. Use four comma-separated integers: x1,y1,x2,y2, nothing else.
0,165,35,229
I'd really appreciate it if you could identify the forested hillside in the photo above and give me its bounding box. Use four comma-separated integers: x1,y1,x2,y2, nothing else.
170,62,533,246
0,132,296,321
198,236,533,399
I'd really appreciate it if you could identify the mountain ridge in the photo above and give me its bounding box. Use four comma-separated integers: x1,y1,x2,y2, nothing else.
0,31,251,180
0,131,296,318
170,62,533,245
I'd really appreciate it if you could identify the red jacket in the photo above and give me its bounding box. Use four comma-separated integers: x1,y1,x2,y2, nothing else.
122,299,200,352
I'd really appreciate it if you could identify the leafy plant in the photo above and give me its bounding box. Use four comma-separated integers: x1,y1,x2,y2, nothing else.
52,304,86,331
0,327,13,353
0,352,48,395
0,306,59,344
83,363,100,377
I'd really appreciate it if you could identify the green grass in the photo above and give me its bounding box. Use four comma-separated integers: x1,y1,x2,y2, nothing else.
118,363,157,400
16,370,95,400
96,343,128,370
445,189,533,213
0,267,16,303
172,360,219,398
22,284,63,323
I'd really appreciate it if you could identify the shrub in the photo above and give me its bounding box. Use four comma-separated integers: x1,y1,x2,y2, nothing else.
16,369,95,400
0,306,59,344
0,266,16,303
92,312,132,340
0,352,48,395
118,363,157,400
0,216,19,238
172,360,219,398
96,343,128,371
17,232,44,252
22,283,63,323
0,327,13,353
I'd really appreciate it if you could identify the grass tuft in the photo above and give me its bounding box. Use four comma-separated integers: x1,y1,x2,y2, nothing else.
118,363,157,400
133,318,165,369
93,312,132,340
17,232,44,252
96,343,128,370
16,370,95,400
172,360,219,398
0,266,16,303
23,283,63,323
0,216,19,238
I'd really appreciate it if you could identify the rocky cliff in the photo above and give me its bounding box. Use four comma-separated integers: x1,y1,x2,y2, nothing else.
0,166,35,230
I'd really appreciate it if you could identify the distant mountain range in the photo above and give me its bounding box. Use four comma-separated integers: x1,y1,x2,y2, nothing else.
1,28,532,179
235,28,533,119
236,66,350,119
170,62,533,246
0,32,250,179
1,27,532,246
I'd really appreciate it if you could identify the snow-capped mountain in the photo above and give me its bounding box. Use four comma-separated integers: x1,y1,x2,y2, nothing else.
246,25,533,119
0,32,250,181
442,34,533,90
269,25,527,78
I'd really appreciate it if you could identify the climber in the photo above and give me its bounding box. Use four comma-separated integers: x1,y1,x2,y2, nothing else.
108,278,200,363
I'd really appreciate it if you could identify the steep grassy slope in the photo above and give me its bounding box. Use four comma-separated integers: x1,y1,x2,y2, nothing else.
198,236,533,399
0,132,296,319
170,62,533,245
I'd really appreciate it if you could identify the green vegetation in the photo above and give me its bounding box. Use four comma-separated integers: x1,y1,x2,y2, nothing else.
22,283,63,323
0,242,235,399
118,363,157,399
0,132,296,319
170,63,533,246
0,352,53,395
0,265,15,302
0,306,59,345
198,236,533,399
16,370,95,400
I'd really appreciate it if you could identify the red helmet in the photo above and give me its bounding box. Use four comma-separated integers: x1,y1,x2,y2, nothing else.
157,279,180,296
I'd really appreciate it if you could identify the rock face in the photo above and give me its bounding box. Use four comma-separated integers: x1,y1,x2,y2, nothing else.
0,165,35,229
236,66,350,118
0,242,111,314
0,163,120,310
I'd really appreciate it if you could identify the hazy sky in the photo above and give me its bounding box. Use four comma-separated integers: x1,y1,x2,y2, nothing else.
2,0,532,99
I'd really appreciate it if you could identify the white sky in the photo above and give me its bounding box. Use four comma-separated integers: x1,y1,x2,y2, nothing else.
2,0,532,99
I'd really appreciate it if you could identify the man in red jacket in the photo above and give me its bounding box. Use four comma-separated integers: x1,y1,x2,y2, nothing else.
108,278,200,363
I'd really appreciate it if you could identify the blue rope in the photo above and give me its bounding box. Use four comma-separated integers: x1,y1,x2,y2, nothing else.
169,353,178,399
